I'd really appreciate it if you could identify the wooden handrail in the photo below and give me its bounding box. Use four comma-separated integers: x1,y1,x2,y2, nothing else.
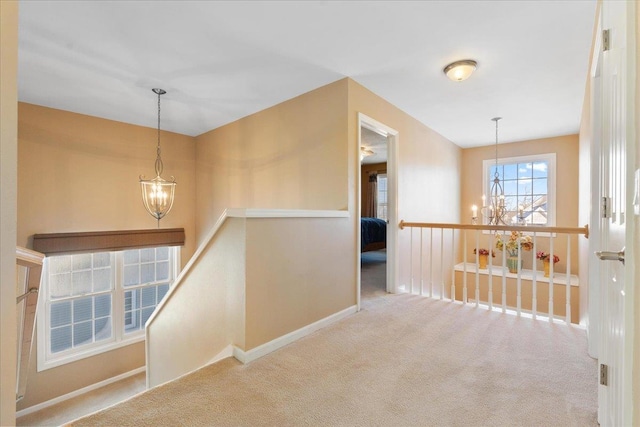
399,221,589,238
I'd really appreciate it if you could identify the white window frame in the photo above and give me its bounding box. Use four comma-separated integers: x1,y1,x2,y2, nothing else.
376,173,388,221
37,247,180,371
482,153,556,227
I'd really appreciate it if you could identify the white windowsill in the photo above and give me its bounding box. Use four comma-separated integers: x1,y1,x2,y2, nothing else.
454,262,579,287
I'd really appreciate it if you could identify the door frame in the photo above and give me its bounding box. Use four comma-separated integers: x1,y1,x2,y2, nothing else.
357,113,399,310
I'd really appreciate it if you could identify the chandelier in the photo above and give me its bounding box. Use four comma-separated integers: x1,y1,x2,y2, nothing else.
139,88,176,225
472,117,507,225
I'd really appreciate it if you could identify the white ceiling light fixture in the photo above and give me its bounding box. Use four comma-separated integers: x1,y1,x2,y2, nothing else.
443,59,478,82
139,88,176,226
360,147,374,162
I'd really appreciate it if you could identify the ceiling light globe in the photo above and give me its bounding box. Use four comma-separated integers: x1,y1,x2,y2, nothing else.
443,60,478,82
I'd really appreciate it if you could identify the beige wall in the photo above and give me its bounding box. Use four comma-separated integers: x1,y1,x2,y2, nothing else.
244,216,354,349
16,103,197,410
0,1,19,424
460,135,580,274
347,80,462,292
195,80,349,245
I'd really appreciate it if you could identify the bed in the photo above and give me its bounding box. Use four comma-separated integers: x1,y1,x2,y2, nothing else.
361,217,386,252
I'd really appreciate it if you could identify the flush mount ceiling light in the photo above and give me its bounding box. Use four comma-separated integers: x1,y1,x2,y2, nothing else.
139,88,176,226
443,59,478,82
360,147,374,162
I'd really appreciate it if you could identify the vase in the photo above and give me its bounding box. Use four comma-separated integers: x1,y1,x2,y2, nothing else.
478,254,488,269
543,260,550,277
506,257,522,274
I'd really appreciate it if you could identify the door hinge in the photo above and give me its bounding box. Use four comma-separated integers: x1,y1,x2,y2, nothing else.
603,29,610,51
602,197,611,218
600,363,608,386
602,30,609,52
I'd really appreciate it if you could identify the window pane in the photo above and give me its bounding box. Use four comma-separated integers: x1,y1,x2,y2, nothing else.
124,310,141,333
124,265,140,286
156,262,169,281
532,178,547,194
141,287,156,307
94,294,111,318
518,163,532,179
123,250,139,265
72,270,92,295
94,317,111,340
532,161,548,178
503,180,517,195
140,248,154,263
51,326,72,353
93,268,111,292
156,247,169,261
72,253,92,270
51,301,71,327
503,164,517,180
141,307,155,326
73,321,92,346
158,284,169,301
124,289,140,311
73,298,92,322
50,273,71,299
141,263,155,284
93,252,111,268
49,256,71,275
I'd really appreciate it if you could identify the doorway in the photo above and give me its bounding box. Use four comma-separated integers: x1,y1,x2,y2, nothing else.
357,113,398,309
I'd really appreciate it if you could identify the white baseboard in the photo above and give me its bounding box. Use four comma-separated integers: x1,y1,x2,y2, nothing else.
233,305,357,364
16,366,146,418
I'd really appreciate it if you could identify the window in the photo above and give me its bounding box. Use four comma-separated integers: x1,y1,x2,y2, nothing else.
482,153,556,226
377,173,388,221
38,247,178,370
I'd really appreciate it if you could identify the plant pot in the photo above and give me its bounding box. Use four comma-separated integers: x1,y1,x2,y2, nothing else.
506,257,523,274
478,254,488,269
543,260,550,277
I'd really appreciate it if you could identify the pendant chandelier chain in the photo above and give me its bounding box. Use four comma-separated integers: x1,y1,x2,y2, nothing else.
155,89,164,177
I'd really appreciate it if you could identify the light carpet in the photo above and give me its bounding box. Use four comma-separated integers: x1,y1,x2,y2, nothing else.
70,250,597,426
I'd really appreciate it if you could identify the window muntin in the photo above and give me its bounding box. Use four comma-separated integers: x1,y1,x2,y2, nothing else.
482,153,556,226
39,247,178,370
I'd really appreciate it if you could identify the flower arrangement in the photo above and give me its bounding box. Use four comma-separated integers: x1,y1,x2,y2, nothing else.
473,248,495,257
536,251,560,264
495,231,533,257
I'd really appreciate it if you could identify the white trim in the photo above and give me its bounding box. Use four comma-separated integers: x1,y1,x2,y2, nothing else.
454,262,579,286
208,344,234,365
232,305,357,364
16,366,146,418
227,208,349,218
357,113,400,297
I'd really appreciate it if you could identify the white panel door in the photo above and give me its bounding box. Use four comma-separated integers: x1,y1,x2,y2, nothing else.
596,1,635,425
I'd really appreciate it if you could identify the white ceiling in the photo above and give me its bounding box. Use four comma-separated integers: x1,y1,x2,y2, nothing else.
18,1,597,148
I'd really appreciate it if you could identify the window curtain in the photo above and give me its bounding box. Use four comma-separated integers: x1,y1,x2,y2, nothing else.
365,172,377,218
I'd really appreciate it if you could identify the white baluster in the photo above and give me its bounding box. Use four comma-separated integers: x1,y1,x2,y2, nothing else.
548,236,554,322
516,234,522,317
450,229,455,302
565,234,571,324
532,233,538,320
420,228,424,296
475,230,480,308
487,230,493,311
440,230,444,300
463,231,468,304
410,227,414,294
501,231,507,313
429,228,434,298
